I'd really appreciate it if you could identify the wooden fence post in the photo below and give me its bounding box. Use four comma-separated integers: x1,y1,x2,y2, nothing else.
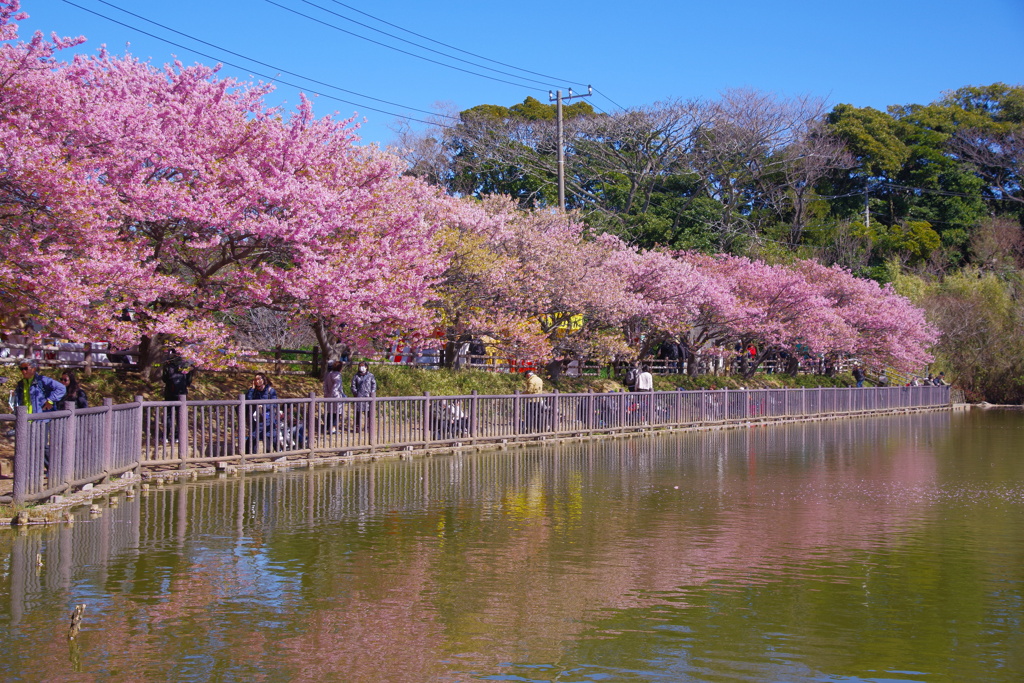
513,391,521,436
134,395,144,476
369,395,377,451
422,392,431,445
61,404,76,494
12,406,28,505
307,392,317,458
102,398,113,482
551,390,559,434
237,394,247,465
586,389,593,434
470,390,478,444
177,394,188,471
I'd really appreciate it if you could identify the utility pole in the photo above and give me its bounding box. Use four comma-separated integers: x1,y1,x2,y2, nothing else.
549,86,592,211
864,182,871,228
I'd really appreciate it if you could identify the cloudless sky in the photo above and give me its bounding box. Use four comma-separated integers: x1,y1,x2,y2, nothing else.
21,0,1024,147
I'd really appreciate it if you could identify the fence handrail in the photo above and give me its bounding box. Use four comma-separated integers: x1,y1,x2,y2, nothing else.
2,385,952,506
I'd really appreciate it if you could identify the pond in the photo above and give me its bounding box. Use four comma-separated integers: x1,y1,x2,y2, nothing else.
1,409,1022,682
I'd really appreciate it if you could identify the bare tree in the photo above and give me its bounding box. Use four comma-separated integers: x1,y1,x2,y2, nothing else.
948,127,1024,205
763,124,855,247
570,99,712,215
969,215,1024,270
231,307,316,351
688,90,836,247
389,103,461,186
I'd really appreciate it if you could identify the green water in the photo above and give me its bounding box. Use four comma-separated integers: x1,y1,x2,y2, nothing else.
1,410,1023,682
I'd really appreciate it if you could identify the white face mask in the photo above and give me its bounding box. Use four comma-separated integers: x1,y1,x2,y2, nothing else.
358,366,367,374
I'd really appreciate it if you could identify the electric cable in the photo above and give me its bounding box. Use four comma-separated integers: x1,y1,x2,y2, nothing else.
58,0,453,125
82,0,456,120
322,0,589,88
592,87,625,112
294,0,566,89
264,0,550,92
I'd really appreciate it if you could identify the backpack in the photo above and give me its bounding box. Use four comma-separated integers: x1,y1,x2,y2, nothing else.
626,367,639,386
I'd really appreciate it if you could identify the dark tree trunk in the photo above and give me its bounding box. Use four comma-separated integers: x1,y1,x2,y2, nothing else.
136,333,166,382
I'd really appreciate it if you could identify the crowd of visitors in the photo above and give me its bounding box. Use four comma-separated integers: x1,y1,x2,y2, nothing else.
3,338,950,457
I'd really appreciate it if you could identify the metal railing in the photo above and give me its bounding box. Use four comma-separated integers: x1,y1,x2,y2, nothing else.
0,385,951,505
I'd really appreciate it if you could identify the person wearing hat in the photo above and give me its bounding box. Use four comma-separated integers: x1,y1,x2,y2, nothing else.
13,359,65,413
12,359,66,470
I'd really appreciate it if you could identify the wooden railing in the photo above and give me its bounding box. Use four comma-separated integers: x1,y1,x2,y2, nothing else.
0,385,952,505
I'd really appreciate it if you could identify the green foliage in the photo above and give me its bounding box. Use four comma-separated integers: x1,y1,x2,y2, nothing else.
888,263,928,302
877,220,942,264
942,83,1024,127
827,104,910,176
426,86,1023,266
922,269,1024,402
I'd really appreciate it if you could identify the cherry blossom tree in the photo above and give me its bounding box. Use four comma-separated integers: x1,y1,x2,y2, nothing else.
682,254,851,377
794,260,936,372
435,195,622,363
603,247,725,358
0,5,447,375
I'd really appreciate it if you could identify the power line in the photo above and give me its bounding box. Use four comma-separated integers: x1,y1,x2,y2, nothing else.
592,87,626,112
57,0,450,126
293,0,566,90
81,0,455,121
263,0,550,92
877,180,990,200
322,0,590,88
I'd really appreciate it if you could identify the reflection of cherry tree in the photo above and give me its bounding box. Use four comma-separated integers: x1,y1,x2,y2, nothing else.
10,415,968,680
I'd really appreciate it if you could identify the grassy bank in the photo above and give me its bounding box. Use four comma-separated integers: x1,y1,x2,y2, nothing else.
1,363,855,406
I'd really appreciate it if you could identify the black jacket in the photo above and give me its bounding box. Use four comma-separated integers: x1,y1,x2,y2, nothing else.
162,361,194,400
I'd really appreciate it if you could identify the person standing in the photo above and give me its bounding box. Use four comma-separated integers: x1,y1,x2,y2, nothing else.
245,373,278,453
13,359,65,471
852,365,865,388
524,370,543,395
634,365,655,425
161,349,195,444
636,365,653,392
59,370,88,409
350,362,377,433
624,364,639,392
322,360,346,433
523,370,545,432
161,349,195,401
13,360,65,413
677,340,691,374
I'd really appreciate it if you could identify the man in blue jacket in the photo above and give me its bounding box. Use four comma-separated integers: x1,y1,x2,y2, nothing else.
13,359,65,413
12,359,66,471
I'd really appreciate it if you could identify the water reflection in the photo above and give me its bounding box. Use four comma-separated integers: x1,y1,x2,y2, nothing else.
2,411,1024,681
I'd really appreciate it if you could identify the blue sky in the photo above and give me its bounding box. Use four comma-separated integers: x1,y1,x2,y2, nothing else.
21,0,1024,147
